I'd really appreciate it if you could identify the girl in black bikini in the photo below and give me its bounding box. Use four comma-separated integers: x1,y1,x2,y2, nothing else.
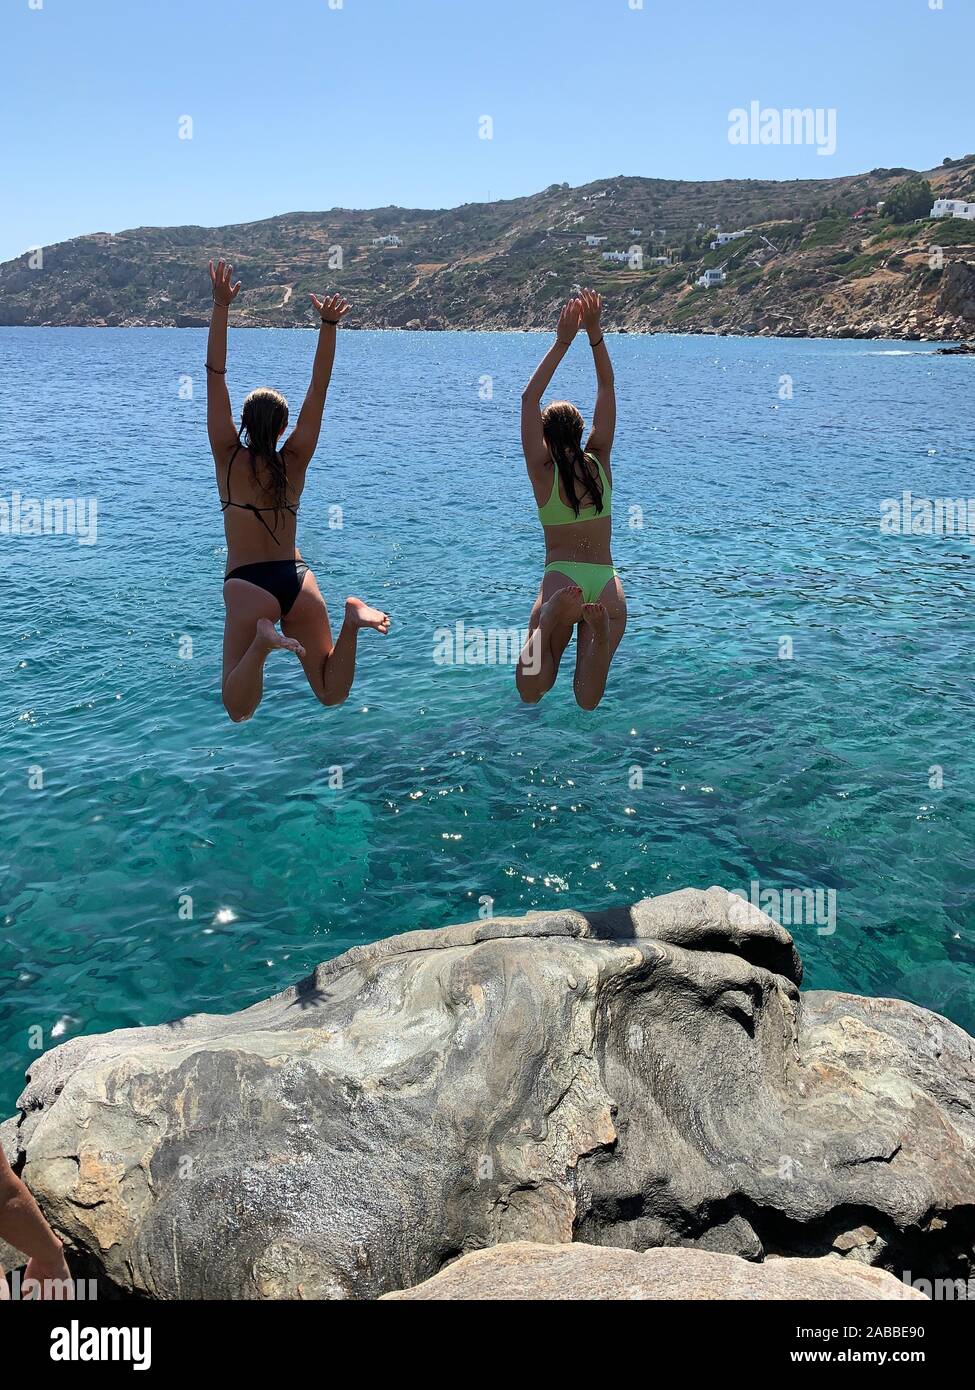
207,260,390,723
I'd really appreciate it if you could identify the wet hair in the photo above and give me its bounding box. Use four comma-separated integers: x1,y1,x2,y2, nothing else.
541,401,604,516
239,388,290,526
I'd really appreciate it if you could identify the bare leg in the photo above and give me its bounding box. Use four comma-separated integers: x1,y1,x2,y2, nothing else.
222,581,305,724
222,619,305,722
283,579,390,708
516,582,582,704
573,578,627,711
319,597,391,706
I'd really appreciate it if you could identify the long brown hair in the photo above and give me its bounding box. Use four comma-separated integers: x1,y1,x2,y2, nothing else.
239,388,290,526
541,401,604,516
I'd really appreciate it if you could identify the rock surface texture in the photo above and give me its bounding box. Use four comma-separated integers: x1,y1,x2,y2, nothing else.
382,1241,927,1300
6,888,975,1299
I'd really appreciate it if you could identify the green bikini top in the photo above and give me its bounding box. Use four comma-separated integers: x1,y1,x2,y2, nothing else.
537,452,612,527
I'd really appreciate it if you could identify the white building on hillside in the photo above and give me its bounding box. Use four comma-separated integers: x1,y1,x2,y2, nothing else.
372,234,403,247
585,234,608,247
601,250,629,263
709,229,752,249
697,268,726,288
930,198,975,221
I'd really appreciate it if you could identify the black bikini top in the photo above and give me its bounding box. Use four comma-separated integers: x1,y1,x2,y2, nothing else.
220,443,299,544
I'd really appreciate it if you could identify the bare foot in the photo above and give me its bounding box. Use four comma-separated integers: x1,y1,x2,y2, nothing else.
256,618,305,657
346,596,391,634
540,584,583,629
581,602,609,643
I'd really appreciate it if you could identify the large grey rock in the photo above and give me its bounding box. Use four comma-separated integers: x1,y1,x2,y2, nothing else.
382,1241,928,1300
7,887,975,1299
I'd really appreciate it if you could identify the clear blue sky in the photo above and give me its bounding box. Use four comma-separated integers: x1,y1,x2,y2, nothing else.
1,0,972,263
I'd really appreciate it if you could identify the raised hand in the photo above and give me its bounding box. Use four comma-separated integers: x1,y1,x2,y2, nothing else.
23,1250,73,1300
556,298,582,346
209,259,241,307
578,288,603,340
310,293,351,326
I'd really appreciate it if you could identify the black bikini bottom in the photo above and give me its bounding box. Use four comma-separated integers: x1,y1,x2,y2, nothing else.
224,560,309,616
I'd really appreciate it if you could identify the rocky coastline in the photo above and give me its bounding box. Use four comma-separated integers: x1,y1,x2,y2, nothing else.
3,162,974,343
4,887,973,1301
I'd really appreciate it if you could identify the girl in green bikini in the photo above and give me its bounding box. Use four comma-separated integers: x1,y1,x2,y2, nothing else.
517,290,625,710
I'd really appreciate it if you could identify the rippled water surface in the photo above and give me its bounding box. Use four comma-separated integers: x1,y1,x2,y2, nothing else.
1,327,973,1114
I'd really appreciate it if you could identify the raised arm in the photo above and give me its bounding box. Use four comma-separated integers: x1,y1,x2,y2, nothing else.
283,293,351,468
206,259,241,458
0,1144,72,1297
521,299,582,469
579,290,615,460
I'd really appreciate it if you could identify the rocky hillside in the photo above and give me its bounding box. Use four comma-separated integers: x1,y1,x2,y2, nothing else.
2,157,975,339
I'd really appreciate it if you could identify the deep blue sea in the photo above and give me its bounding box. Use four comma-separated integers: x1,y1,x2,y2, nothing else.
1,327,973,1116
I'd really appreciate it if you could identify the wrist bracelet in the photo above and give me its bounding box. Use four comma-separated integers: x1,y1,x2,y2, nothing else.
205,363,227,374
589,335,604,349
556,337,573,347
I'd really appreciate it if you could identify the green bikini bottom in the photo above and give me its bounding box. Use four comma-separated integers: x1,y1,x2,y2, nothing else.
543,560,618,605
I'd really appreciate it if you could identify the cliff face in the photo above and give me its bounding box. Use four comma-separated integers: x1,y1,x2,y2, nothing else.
1,160,974,339
6,888,975,1300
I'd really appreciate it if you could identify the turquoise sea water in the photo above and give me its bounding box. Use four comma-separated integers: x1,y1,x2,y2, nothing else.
1,327,973,1116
